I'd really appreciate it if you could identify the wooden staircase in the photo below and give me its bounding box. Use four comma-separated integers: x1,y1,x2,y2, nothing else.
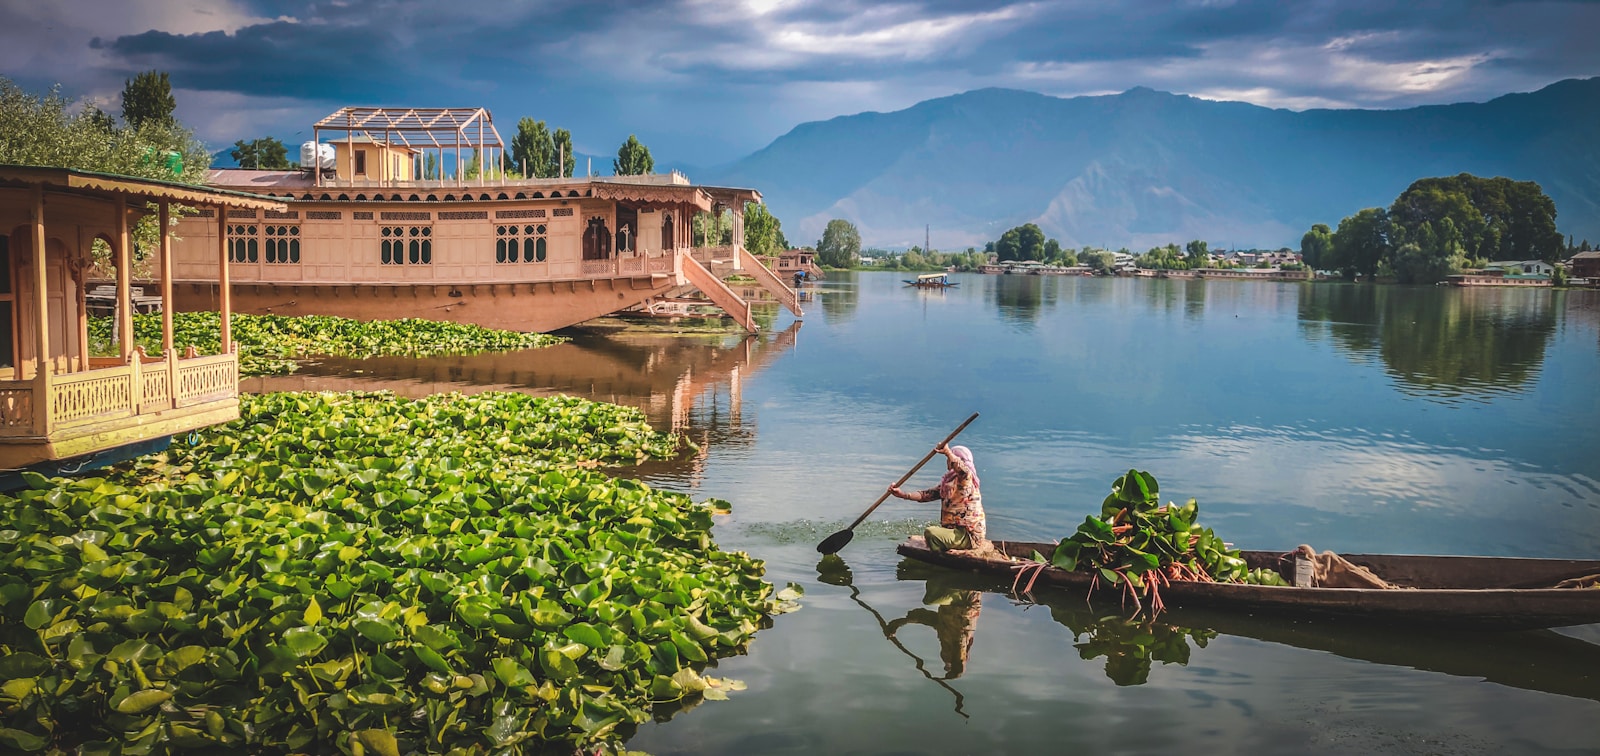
737,246,803,318
680,255,756,332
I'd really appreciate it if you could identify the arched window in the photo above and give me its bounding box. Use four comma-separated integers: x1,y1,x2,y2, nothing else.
661,213,675,250
583,218,611,260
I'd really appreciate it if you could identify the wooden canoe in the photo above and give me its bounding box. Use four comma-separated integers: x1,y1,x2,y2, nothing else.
896,539,1600,630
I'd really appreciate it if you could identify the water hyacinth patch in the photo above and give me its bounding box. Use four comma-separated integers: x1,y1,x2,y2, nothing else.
89,312,563,376
0,391,780,753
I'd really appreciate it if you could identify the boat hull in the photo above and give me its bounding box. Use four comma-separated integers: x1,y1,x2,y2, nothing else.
896,539,1600,630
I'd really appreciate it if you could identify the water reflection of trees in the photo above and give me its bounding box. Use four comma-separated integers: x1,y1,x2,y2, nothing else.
986,275,1058,328
818,273,860,325
1298,284,1557,400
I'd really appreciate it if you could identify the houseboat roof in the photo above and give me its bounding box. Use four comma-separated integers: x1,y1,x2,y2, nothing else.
203,168,759,213
916,272,949,280
0,164,287,210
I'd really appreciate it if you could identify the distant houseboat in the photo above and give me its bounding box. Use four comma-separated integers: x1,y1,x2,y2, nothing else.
166,106,799,334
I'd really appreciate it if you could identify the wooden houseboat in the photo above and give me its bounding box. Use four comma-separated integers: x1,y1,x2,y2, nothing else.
166,107,800,334
0,165,283,474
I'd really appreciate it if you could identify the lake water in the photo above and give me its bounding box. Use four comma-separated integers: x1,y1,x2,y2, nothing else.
254,272,1600,754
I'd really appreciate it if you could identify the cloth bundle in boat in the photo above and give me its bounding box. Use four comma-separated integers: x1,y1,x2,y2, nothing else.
1294,544,1398,589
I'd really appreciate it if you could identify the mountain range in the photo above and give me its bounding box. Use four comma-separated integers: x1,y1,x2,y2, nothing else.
704,78,1600,251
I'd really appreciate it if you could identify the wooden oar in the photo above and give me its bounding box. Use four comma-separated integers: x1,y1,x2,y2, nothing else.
816,412,979,555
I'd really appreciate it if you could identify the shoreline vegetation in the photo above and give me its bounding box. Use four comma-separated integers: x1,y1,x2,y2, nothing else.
0,390,789,753
88,312,565,377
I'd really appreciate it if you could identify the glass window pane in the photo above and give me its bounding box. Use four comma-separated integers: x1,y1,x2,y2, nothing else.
247,239,258,262
421,240,432,264
290,239,300,263
409,240,420,264
536,237,546,262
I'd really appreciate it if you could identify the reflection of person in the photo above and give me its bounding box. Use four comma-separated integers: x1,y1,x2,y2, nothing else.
889,444,987,552
886,582,983,679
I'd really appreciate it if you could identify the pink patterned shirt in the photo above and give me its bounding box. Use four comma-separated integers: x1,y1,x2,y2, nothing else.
903,455,986,542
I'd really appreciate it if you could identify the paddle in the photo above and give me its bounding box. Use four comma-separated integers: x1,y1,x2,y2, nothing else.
816,412,980,555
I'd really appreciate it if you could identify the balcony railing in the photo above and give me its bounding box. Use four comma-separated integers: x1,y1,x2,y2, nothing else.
0,350,238,439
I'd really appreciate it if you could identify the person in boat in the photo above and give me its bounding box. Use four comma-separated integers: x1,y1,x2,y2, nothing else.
889,444,988,552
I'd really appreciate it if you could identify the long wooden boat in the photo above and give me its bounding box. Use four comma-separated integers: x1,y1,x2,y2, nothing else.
897,539,1600,630
905,273,958,288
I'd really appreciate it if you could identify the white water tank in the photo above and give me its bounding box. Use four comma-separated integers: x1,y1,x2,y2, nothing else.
300,141,335,171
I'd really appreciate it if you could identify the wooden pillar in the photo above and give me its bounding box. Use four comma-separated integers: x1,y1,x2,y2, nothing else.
217,208,232,353
116,196,133,360
159,201,174,357
30,186,50,435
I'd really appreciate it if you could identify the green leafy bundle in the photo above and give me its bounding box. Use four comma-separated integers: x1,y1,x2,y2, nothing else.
1045,470,1255,615
88,312,564,377
0,391,780,754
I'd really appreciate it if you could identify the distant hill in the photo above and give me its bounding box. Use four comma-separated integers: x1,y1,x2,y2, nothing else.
705,79,1600,250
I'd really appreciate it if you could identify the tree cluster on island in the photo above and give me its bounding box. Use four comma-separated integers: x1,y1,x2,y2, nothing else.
1300,173,1564,284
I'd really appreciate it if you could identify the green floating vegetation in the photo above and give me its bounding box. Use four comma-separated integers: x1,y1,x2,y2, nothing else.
89,312,564,377
1028,469,1281,617
0,391,790,754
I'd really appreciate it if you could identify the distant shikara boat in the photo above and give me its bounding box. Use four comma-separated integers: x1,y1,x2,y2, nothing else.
897,539,1600,630
905,273,957,288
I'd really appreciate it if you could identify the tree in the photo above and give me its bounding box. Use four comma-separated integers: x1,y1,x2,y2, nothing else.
1083,250,1116,274
816,219,861,268
1043,238,1062,262
1300,223,1333,270
1331,207,1390,280
1185,239,1209,267
229,137,291,169
613,134,653,176
743,202,784,256
0,76,207,184
1390,173,1561,263
120,70,175,128
551,128,574,179
509,118,553,178
994,223,1046,261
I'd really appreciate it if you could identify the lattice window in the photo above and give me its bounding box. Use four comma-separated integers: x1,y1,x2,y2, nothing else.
306,211,342,220
265,210,300,220
496,209,546,219
195,209,216,218
381,211,431,221
381,226,432,265
438,211,488,221
228,209,257,219
226,224,259,263
496,224,547,264
553,207,574,217
264,225,301,264
354,211,374,220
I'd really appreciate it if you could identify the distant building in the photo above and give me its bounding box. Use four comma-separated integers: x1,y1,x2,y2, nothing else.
1484,260,1554,278
1567,250,1600,279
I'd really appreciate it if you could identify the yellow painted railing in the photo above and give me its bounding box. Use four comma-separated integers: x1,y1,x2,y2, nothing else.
0,352,237,437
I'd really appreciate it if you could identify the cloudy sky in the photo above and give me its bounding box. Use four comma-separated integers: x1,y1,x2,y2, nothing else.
4,0,1598,168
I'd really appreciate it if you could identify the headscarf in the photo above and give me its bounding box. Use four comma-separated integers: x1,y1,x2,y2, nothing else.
941,445,979,490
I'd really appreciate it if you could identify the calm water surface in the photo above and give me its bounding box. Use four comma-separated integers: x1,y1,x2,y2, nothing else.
254,272,1600,754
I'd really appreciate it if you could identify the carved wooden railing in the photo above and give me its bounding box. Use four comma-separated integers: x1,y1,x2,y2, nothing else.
175,353,237,407
0,381,34,437
51,367,136,428
619,256,645,274
140,364,172,410
649,254,675,273
582,260,616,276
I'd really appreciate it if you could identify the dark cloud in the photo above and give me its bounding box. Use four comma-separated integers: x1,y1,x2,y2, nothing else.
6,0,1595,165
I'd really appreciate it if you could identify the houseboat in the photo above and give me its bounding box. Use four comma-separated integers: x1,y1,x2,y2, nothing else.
0,165,282,477
167,107,800,335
